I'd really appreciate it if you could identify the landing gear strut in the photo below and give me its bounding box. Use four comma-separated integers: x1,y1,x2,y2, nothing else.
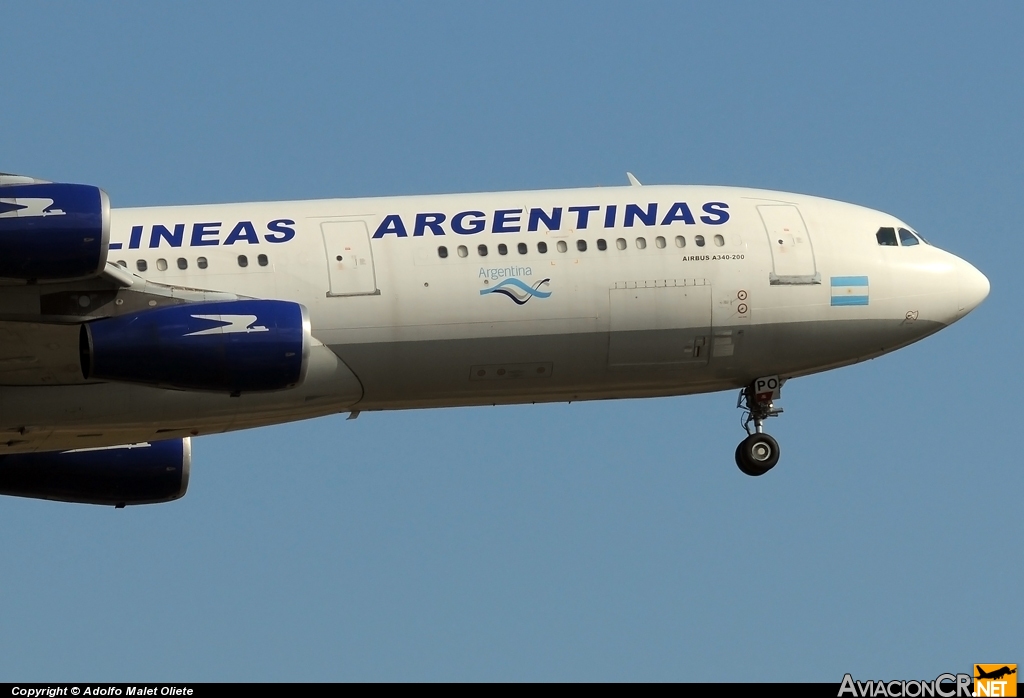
735,377,784,476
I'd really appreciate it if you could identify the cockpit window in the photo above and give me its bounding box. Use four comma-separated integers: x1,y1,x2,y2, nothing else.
876,227,898,246
898,228,919,246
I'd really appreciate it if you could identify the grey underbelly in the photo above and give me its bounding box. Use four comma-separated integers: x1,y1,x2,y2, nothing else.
331,318,942,410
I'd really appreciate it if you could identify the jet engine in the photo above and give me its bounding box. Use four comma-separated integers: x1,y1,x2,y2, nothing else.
81,299,311,393
0,439,190,506
0,181,110,280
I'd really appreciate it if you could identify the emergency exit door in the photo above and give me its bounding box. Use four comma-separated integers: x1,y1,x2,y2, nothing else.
321,220,378,296
758,205,820,285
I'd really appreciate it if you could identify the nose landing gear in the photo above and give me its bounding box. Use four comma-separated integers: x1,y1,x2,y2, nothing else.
736,377,784,476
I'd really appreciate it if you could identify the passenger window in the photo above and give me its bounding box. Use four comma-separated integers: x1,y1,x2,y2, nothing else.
237,255,248,268
116,260,127,268
655,236,666,249
898,228,919,246
574,240,585,252
713,234,724,247
176,258,187,270
537,242,548,254
597,239,607,251
457,245,468,258
556,240,568,253
635,237,647,249
695,235,705,247
258,254,269,266
136,260,148,272
477,244,488,257
517,242,528,255
156,258,168,271
616,238,627,250
498,243,508,256
876,227,898,246
438,246,448,258
675,236,685,248
197,257,208,269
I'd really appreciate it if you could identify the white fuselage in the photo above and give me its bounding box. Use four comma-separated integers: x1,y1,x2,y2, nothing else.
0,184,989,453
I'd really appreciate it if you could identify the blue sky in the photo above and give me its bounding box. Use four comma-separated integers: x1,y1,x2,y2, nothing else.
0,2,1019,681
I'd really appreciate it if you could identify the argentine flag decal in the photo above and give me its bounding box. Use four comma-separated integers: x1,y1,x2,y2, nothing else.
830,276,869,306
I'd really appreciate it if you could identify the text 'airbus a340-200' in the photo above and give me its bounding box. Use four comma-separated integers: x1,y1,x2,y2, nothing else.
0,172,988,506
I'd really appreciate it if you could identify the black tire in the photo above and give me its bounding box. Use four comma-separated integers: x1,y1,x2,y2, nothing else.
735,442,759,476
735,433,780,476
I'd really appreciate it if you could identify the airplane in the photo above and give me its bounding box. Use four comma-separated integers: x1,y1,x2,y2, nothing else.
0,171,989,506
976,666,1016,681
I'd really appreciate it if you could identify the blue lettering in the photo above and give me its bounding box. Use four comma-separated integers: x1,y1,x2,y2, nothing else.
700,202,730,225
191,222,220,247
568,205,599,229
360,202,729,240
128,225,144,249
624,203,657,227
528,207,562,232
109,242,123,250
265,219,296,243
224,221,260,245
452,211,485,235
661,202,696,225
479,265,533,280
372,215,408,238
604,205,617,228
150,224,185,248
414,212,447,236
493,209,521,233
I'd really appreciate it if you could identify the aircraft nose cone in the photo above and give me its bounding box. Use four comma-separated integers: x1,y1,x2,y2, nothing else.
957,258,990,318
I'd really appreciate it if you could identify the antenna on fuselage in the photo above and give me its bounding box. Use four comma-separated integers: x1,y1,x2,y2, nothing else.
626,172,642,187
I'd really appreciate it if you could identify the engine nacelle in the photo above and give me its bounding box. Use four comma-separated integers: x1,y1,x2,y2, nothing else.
81,299,311,393
0,182,110,280
0,439,190,506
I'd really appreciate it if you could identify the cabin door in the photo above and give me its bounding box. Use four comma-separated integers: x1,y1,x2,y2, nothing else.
321,220,379,296
758,205,820,285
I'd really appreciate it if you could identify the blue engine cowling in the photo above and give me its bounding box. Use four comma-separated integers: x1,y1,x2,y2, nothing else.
0,182,110,279
0,439,190,506
81,299,311,393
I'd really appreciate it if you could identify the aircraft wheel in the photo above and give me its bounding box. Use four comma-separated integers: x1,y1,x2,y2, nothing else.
735,433,780,476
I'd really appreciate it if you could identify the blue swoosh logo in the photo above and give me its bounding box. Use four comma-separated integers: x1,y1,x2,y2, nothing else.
480,277,551,305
